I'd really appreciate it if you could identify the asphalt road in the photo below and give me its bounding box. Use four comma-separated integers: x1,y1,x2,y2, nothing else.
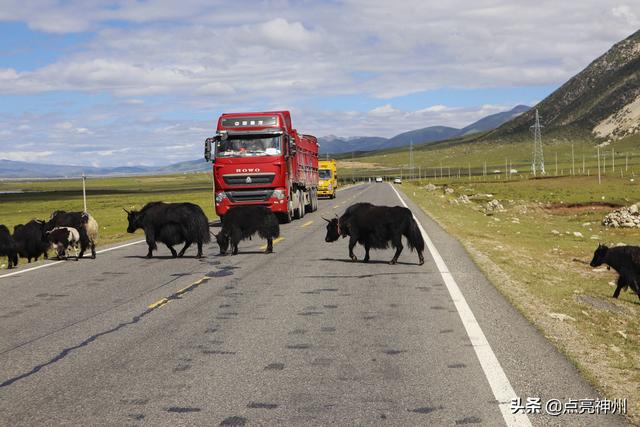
0,183,630,426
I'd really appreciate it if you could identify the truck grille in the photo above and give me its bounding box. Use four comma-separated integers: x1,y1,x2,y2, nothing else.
223,173,275,185
226,189,274,202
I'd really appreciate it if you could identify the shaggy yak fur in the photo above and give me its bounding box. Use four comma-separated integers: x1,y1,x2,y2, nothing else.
46,211,98,259
125,201,210,258
324,202,425,265
215,205,280,255
13,220,50,262
590,244,640,300
0,224,19,269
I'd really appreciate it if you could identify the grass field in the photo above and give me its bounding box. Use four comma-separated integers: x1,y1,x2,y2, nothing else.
338,134,640,182
399,174,640,424
0,172,217,248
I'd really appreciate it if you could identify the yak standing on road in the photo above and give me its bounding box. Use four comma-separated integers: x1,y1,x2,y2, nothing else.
0,224,19,269
590,244,640,301
125,202,210,259
47,227,81,260
324,202,425,265
47,211,98,259
215,205,280,255
13,220,50,263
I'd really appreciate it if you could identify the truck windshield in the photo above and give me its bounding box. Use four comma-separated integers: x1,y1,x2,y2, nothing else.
215,135,281,158
319,169,332,179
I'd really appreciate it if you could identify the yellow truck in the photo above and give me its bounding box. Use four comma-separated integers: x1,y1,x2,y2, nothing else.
318,159,337,198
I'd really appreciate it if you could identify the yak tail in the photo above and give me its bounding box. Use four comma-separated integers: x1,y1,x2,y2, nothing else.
193,210,212,244
406,216,425,253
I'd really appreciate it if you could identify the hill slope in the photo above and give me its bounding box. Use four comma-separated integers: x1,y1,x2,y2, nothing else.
318,105,529,154
487,30,640,141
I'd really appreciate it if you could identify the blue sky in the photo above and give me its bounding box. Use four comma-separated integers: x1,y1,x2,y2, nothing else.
0,1,638,167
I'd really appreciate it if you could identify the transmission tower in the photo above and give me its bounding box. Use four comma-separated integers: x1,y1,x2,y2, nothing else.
530,109,545,176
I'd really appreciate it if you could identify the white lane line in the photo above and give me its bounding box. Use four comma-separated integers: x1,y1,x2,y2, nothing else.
389,184,531,427
0,240,146,279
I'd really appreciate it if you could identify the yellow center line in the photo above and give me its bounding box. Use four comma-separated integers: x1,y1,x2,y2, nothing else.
147,276,210,309
301,220,313,227
333,205,339,209
260,236,284,250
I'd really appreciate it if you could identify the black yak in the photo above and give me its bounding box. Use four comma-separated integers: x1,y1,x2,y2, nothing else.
125,202,210,258
13,220,50,262
215,205,280,255
324,202,425,265
0,224,18,269
46,211,98,259
47,227,81,260
590,244,640,300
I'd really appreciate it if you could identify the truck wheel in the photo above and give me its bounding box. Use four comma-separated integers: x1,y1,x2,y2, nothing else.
298,192,306,218
279,211,292,224
292,190,302,220
311,189,318,212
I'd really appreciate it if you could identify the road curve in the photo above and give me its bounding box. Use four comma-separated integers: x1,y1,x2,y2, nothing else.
0,183,629,426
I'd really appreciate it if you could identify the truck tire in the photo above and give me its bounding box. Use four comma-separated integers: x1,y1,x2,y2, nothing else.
293,190,302,220
279,211,292,224
298,191,306,218
311,189,318,212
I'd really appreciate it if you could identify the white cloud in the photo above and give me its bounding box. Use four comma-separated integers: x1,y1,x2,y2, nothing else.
0,1,639,166
369,104,400,115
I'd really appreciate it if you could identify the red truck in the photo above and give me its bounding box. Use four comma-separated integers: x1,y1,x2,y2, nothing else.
204,111,319,223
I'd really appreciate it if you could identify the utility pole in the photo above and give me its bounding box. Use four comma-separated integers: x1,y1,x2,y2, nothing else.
531,109,545,176
597,146,601,184
82,173,87,212
612,148,615,172
409,138,414,180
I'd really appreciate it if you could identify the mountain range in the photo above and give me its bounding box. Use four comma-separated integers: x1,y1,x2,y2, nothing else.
318,105,530,154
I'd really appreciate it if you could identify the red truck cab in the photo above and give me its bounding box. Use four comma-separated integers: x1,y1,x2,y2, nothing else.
204,111,318,223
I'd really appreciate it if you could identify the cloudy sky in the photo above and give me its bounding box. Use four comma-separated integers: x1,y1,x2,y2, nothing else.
0,1,638,167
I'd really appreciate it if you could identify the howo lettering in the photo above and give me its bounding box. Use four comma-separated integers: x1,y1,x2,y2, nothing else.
204,111,319,223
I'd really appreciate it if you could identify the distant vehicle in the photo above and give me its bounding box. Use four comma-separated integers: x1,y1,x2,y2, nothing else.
492,169,501,174
393,177,402,184
375,177,383,183
318,159,337,199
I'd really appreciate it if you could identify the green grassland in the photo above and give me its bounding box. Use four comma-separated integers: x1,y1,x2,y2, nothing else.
0,173,217,248
339,133,640,181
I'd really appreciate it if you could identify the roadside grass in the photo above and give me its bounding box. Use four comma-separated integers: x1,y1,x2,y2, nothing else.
0,173,217,250
402,174,640,424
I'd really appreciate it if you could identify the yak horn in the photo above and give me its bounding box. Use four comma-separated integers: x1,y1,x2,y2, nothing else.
123,208,130,214
321,216,331,223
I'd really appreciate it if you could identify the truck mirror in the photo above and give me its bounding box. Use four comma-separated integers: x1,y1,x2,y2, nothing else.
289,137,297,155
204,137,214,161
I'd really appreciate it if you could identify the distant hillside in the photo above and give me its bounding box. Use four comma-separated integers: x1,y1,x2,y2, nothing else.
317,136,388,155
318,105,529,154
0,159,154,179
487,29,640,141
458,105,530,136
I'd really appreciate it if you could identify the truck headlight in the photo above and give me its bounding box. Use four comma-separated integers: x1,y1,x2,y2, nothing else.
215,192,228,203
328,184,332,190
273,189,285,200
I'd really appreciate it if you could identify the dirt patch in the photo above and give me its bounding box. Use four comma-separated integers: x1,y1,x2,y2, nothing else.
337,160,383,169
544,202,623,215
575,295,628,315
